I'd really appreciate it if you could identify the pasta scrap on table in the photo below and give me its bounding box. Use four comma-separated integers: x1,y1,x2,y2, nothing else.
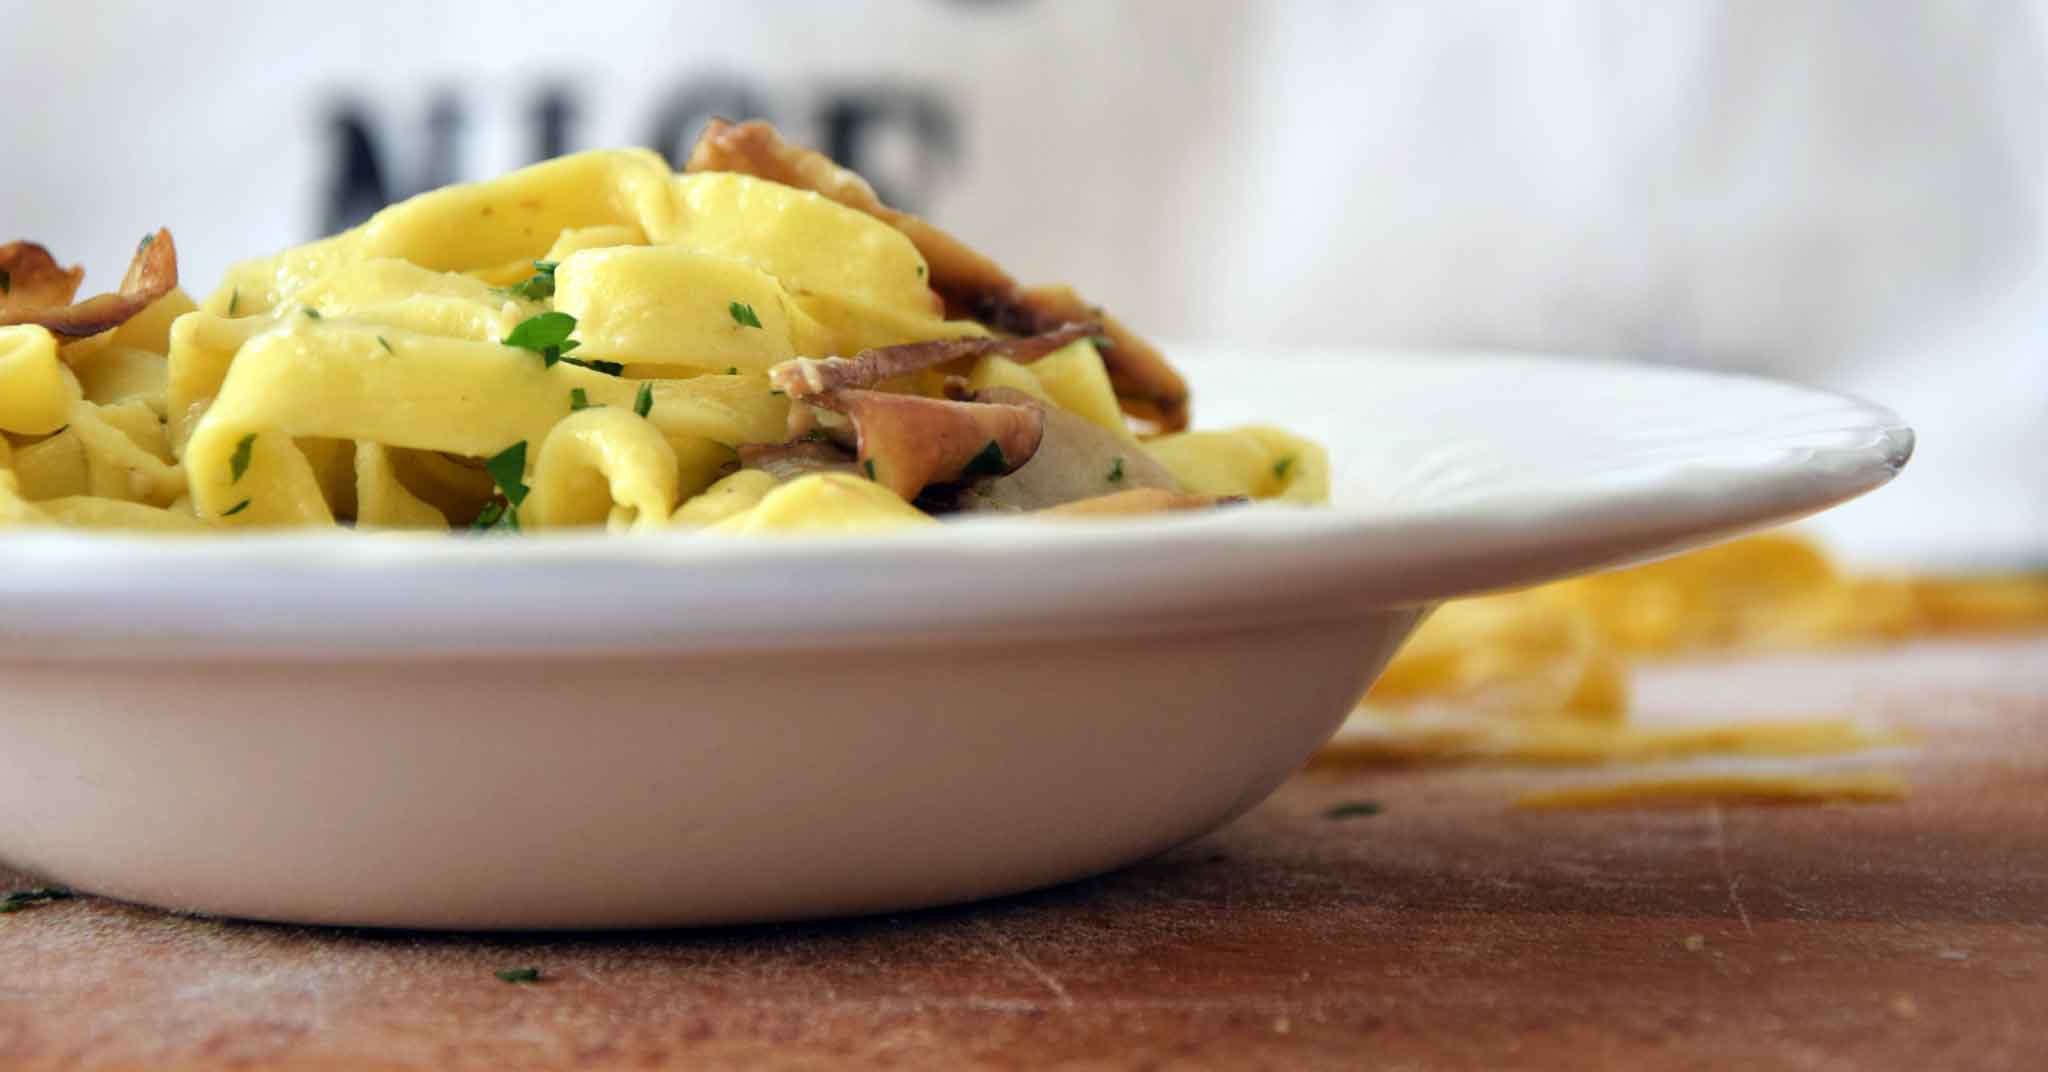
1322,531,2045,807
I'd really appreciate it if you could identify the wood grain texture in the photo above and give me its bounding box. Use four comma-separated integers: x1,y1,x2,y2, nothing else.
1,638,2042,1071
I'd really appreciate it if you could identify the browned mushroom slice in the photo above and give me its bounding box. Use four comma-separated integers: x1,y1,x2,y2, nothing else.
808,389,1043,501
0,229,178,338
0,242,87,319
950,386,1182,512
768,322,1098,401
737,440,863,483
685,120,1190,432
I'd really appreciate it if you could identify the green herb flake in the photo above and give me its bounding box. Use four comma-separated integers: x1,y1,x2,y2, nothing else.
229,433,256,483
915,264,926,279
1324,801,1383,820
633,382,654,418
726,366,738,375
502,312,581,367
1273,455,1295,481
1090,334,1115,350
862,458,877,481
222,499,252,518
505,260,559,301
227,288,238,315
376,335,394,354
0,268,11,295
303,307,322,320
559,356,623,376
569,387,596,411
728,301,762,329
471,501,507,531
484,441,530,507
1107,456,1125,483
961,440,1007,479
495,967,542,984
137,232,154,253
0,886,73,914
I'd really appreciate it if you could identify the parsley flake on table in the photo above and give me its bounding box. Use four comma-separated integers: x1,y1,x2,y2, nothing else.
505,260,558,301
494,966,542,984
503,312,582,367
728,301,762,329
0,886,73,914
634,382,654,418
229,433,256,483
1324,801,1383,820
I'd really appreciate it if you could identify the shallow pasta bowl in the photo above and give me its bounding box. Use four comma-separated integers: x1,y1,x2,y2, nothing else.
0,347,1911,929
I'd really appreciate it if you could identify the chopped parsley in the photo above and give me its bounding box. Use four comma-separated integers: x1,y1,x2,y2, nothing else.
229,433,256,483
728,301,762,329
633,382,653,417
376,335,394,354
0,886,73,914
1324,801,1383,820
303,308,322,320
505,260,558,301
137,232,154,252
495,967,542,984
502,311,581,367
227,288,238,315
726,366,738,375
1091,334,1115,350
222,499,252,517
0,268,10,294
1272,455,1295,481
471,500,516,531
915,264,926,279
569,387,597,411
561,356,624,376
1107,456,1125,483
861,458,877,481
961,440,1007,479
484,441,530,508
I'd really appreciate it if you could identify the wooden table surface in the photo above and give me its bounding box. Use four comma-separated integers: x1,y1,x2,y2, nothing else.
2,637,2043,1071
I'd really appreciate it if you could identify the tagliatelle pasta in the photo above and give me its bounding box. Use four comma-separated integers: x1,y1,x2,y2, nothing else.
0,125,1323,535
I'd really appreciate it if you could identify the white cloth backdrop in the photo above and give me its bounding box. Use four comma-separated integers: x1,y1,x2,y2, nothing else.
3,0,2041,563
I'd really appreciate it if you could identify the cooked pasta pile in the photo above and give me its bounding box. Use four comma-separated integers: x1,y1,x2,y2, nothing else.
0,122,1322,534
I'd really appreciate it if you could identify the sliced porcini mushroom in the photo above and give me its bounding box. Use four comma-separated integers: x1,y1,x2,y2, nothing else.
806,388,1043,501
1041,489,1241,517
0,242,87,319
0,229,178,337
687,119,1189,432
949,386,1183,512
768,322,1098,401
737,439,862,483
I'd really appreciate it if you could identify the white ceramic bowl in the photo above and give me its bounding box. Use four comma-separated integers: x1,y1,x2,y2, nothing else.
0,348,1910,929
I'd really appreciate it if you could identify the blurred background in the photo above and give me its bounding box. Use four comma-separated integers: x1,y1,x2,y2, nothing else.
2,0,2041,564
